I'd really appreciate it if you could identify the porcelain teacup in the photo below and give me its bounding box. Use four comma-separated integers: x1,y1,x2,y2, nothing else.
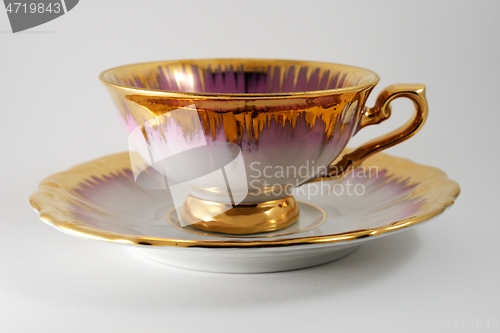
100,59,427,234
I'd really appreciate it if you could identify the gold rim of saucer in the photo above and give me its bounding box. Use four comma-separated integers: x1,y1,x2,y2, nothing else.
99,58,380,98
29,151,460,249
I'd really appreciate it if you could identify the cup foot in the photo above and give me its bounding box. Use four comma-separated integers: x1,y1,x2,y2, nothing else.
180,195,299,235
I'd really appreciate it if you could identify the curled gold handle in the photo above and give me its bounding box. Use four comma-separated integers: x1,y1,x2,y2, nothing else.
321,84,428,179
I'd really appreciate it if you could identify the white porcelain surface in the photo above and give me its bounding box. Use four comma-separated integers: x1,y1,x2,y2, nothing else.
136,244,361,273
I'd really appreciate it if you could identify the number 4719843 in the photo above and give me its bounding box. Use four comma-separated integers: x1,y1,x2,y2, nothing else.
5,2,62,14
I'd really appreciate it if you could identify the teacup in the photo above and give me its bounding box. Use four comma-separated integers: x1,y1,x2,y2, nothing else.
100,59,427,234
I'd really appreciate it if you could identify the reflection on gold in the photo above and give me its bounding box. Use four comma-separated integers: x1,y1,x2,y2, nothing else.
180,195,299,235
166,201,326,239
124,94,359,143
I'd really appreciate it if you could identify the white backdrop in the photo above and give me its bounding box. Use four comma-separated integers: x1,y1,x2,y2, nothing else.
1,1,499,332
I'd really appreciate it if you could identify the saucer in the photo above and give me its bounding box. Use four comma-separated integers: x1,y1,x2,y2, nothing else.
29,152,460,273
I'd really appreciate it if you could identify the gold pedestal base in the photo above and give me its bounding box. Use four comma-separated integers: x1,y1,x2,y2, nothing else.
181,195,299,235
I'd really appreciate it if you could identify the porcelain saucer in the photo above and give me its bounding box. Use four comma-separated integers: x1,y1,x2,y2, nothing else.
29,152,459,273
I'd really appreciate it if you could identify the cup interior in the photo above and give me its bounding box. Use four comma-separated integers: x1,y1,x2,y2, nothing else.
100,59,378,95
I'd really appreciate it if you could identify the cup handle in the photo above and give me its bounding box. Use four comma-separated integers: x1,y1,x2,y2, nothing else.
317,84,428,180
